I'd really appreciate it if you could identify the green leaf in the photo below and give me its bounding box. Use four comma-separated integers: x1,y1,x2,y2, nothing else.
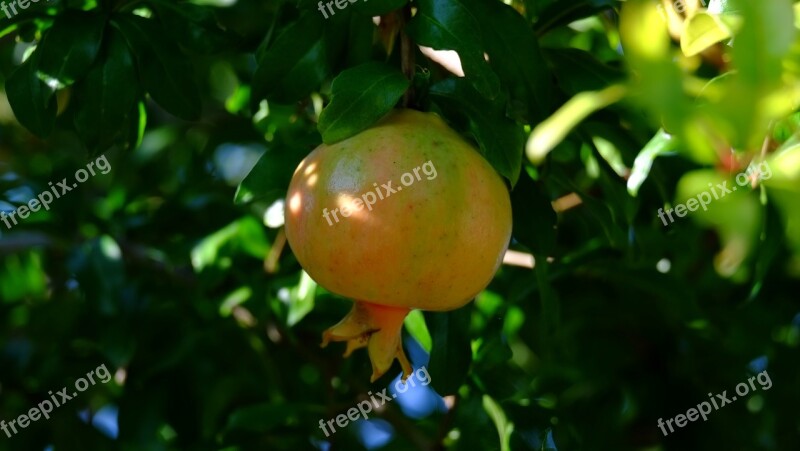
219,286,252,317
37,11,106,86
252,13,329,104
0,7,43,40
549,165,626,247
482,395,513,451
431,78,525,185
511,171,556,255
150,0,236,54
534,0,615,36
765,140,800,190
450,396,497,449
464,0,552,122
627,129,677,197
317,62,409,144
681,12,731,57
407,0,500,99
768,187,800,259
424,308,472,396
287,271,316,326
471,322,520,396
120,101,147,151
0,251,47,302
404,309,432,353
674,169,762,279
340,12,376,67
473,335,513,371
544,48,625,94
5,50,57,138
704,0,795,149
708,0,739,14
190,217,269,272
730,0,795,88
73,29,139,154
748,202,784,300
619,1,688,131
114,14,201,120
224,403,308,433
234,130,316,205
526,84,627,165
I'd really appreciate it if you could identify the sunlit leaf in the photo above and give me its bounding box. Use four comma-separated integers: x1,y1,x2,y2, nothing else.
627,129,678,196
526,84,627,165
681,12,731,57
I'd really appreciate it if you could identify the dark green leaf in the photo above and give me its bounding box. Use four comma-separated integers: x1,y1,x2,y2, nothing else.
511,171,556,255
251,13,329,105
114,14,201,120
317,62,409,144
747,201,784,301
534,0,615,36
234,131,316,205
424,308,472,396
150,0,236,54
37,11,106,86
0,7,45,40
224,403,309,433
73,29,139,154
544,48,624,94
407,0,500,99
340,10,376,67
431,78,525,185
465,0,553,122
117,101,147,151
298,0,406,20
5,50,57,137
549,164,626,247
473,335,512,371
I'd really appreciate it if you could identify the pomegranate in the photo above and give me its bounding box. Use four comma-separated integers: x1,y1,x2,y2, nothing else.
285,109,512,381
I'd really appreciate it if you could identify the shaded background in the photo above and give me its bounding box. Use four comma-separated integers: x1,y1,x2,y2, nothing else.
1,0,799,450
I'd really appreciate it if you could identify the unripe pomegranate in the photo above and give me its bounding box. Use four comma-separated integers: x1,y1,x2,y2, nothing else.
285,109,512,381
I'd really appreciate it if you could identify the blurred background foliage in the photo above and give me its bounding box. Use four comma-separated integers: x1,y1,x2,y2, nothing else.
0,0,799,450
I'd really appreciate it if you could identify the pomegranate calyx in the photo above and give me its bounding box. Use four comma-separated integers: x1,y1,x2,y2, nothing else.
321,301,413,382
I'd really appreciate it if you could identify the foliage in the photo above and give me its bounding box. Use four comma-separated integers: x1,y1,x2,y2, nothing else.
0,0,799,450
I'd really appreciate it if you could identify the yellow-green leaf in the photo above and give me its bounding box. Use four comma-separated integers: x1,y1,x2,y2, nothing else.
681,13,731,57
525,84,627,165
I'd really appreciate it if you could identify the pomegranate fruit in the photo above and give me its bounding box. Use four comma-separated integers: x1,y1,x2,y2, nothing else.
285,109,512,381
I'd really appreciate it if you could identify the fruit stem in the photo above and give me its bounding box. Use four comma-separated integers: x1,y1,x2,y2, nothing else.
321,300,413,382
